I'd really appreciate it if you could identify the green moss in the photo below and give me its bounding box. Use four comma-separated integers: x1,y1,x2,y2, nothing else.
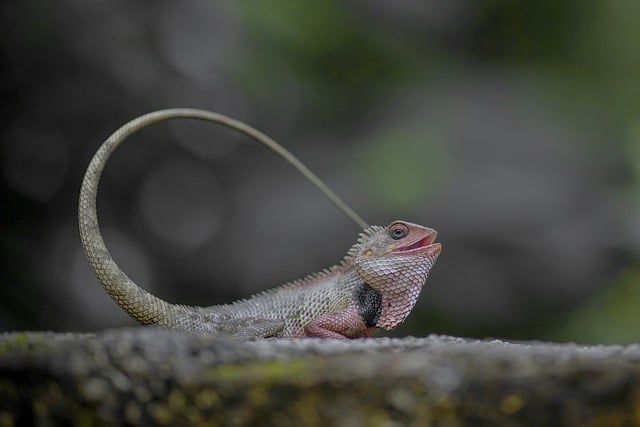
210,358,312,383
0,333,29,355
67,405,103,427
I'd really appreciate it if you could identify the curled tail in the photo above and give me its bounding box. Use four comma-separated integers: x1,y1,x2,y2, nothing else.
78,108,368,327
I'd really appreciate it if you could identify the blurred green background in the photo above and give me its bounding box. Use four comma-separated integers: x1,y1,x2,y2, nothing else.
1,1,638,343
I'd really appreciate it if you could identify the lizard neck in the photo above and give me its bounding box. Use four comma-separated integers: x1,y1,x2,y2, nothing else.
354,253,432,330
353,282,382,327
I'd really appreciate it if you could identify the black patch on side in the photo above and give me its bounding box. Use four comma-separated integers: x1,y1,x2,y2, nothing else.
354,282,382,327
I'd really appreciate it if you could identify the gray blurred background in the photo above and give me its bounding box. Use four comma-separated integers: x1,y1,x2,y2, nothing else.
2,1,639,343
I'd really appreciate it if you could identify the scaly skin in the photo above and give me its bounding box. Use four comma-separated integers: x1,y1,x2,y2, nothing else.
79,109,441,338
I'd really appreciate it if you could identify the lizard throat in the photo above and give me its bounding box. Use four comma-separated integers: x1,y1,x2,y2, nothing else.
356,254,436,330
354,282,382,327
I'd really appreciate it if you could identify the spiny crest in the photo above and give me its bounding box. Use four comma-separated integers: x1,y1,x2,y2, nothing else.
347,225,385,257
247,265,342,300
232,225,387,304
240,225,386,300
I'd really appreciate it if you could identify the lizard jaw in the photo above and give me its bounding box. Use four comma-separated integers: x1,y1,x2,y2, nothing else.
393,231,441,257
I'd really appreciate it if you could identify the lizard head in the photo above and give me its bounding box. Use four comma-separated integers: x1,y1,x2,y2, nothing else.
350,220,441,330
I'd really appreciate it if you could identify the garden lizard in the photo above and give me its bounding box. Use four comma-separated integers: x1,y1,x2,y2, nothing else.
79,109,441,338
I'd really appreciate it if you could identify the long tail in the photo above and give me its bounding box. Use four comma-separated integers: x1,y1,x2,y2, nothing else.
78,108,368,326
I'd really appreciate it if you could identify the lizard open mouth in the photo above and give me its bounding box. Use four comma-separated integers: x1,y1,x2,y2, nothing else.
395,233,438,253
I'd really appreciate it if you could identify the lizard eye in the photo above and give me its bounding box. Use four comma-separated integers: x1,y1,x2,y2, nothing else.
389,223,409,240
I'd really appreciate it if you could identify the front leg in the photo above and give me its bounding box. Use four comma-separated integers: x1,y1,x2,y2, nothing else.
303,307,378,339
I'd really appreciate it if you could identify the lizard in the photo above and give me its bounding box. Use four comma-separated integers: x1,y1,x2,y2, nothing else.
79,108,441,338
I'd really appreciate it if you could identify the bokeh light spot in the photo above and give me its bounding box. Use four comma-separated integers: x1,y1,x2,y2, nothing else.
3,128,69,202
139,159,222,251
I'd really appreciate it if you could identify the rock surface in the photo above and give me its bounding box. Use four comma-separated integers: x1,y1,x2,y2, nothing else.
1,328,639,426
